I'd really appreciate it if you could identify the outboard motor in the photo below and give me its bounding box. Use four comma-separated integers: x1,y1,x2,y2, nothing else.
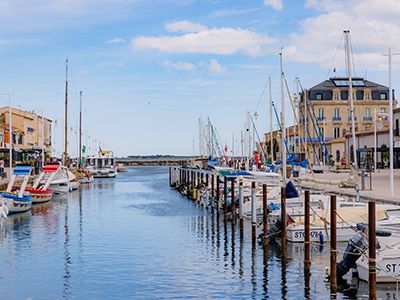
337,231,366,278
337,223,391,279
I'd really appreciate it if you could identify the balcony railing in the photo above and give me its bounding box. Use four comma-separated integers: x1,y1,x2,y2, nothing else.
348,117,358,121
317,117,326,121
363,116,373,121
332,117,341,121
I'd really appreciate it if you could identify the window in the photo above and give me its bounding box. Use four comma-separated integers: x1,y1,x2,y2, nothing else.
18,135,23,144
396,119,399,137
318,108,324,119
336,150,340,162
332,79,365,87
365,107,371,118
12,134,16,144
27,127,34,133
319,127,325,137
380,93,387,100
380,107,387,114
365,91,371,100
333,107,340,119
333,92,340,100
334,127,340,139
316,93,323,100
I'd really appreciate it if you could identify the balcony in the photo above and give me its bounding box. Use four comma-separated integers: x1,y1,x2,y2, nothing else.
332,117,342,122
317,117,326,121
363,116,373,122
348,117,358,121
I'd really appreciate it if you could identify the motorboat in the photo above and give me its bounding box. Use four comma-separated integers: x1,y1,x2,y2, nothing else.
86,151,117,178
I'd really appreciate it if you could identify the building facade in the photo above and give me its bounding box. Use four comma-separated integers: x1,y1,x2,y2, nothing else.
0,107,52,162
299,77,393,165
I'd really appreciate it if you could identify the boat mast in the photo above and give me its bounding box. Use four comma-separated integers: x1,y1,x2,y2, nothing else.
64,58,69,167
8,94,12,177
344,30,357,168
79,90,83,168
269,77,274,163
280,49,287,183
41,111,45,165
388,48,394,197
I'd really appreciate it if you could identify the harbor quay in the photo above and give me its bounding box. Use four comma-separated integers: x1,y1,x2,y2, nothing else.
168,162,400,299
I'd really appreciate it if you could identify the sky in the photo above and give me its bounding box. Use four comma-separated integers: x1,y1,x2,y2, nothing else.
0,0,399,157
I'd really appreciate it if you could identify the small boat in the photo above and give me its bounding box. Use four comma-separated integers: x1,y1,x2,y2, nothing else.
86,151,118,178
1,165,33,214
337,224,400,283
41,163,70,194
77,169,93,184
68,171,80,191
116,163,127,173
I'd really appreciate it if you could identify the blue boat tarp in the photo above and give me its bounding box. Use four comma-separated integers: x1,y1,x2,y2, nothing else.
207,158,220,169
13,165,32,176
285,181,299,199
0,192,32,202
225,171,253,179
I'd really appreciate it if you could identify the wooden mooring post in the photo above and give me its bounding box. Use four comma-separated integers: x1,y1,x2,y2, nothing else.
369,201,376,300
224,176,228,218
281,187,286,241
251,181,256,244
239,179,244,230
216,175,220,213
304,190,311,267
330,195,337,293
231,178,235,223
262,184,268,246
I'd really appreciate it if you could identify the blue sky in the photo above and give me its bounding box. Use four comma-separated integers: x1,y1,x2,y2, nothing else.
0,0,399,157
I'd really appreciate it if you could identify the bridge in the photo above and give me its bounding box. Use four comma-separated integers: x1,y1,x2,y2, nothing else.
116,156,203,166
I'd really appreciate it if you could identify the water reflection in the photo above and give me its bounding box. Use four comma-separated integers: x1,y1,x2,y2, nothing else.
1,166,399,299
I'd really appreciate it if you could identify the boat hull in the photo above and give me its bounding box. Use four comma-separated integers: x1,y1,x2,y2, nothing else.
1,193,32,213
50,182,70,194
93,170,117,178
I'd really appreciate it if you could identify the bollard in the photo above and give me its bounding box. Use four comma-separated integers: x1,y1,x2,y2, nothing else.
239,179,244,229
304,190,311,267
361,170,365,191
369,201,376,299
263,184,268,246
330,195,337,293
224,176,228,218
216,175,220,212
231,178,235,223
251,181,256,242
281,187,286,241
211,174,215,199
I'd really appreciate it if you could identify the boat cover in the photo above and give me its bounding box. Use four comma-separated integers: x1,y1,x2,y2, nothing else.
285,181,299,199
13,165,32,176
43,164,60,173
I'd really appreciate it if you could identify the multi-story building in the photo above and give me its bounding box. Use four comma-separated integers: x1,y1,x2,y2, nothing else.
299,77,393,165
0,107,52,162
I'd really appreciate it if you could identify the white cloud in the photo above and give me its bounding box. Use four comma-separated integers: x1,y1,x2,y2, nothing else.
166,21,208,33
162,59,226,73
133,22,276,57
264,0,283,11
286,0,400,71
162,60,196,71
205,59,226,73
105,38,127,44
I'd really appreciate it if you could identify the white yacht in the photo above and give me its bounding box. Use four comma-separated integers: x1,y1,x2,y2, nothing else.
86,151,118,178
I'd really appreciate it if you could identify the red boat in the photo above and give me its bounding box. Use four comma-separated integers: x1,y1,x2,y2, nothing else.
24,187,54,203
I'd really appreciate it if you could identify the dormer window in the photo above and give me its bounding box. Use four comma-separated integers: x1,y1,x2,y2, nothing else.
380,93,387,100
316,93,323,100
364,90,371,100
333,91,340,100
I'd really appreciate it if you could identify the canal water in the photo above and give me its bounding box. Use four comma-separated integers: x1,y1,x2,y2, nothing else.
0,166,397,299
